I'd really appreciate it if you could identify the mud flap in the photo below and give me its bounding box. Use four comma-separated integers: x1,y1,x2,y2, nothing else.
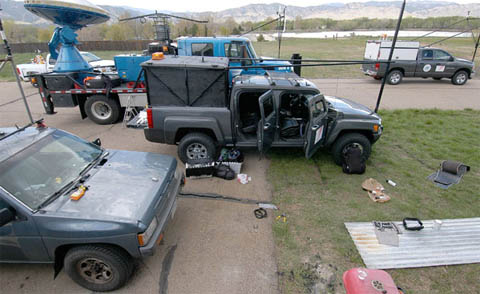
36,75,55,115
77,95,87,119
53,256,63,279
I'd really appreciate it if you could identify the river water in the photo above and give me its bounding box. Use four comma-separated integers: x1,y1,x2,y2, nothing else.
259,30,473,39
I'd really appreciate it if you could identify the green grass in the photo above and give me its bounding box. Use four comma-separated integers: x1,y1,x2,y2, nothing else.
268,109,480,293
253,37,479,79
0,51,131,82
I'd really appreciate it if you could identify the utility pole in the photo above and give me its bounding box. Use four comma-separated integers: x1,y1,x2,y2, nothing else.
0,15,34,123
374,0,406,113
473,30,480,62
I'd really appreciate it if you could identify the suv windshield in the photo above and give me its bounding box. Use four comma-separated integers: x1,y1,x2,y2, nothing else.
0,130,102,209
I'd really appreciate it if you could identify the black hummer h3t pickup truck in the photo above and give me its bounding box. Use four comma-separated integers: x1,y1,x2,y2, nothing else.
130,56,383,165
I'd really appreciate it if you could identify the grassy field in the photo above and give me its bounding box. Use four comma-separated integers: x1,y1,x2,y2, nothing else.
253,37,479,79
268,109,480,293
2,36,477,82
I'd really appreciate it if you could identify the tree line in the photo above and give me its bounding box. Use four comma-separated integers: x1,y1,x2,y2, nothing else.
4,15,479,43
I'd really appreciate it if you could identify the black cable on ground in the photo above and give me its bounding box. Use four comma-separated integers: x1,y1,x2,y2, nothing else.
179,191,271,205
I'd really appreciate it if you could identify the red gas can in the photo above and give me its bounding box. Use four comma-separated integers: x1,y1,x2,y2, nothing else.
343,268,400,294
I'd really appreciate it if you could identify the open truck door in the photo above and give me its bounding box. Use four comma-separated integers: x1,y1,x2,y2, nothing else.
304,94,328,159
257,90,276,154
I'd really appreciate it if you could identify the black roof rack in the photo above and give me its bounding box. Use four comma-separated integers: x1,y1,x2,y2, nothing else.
0,118,44,142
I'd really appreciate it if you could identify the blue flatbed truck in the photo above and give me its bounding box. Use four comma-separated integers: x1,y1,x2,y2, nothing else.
35,37,294,125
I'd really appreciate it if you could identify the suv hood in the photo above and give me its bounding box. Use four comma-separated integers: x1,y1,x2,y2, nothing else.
455,58,474,65
325,96,379,119
43,150,177,225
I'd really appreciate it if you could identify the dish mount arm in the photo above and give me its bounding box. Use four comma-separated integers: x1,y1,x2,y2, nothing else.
48,26,80,61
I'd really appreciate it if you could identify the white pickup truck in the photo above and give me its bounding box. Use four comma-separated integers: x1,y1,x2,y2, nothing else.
16,52,115,85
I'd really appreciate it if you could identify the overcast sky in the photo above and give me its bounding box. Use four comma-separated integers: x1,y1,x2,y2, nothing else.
92,0,479,13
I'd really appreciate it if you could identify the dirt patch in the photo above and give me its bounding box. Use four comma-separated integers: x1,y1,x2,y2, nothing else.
299,255,341,294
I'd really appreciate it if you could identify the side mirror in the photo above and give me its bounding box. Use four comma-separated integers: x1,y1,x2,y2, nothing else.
0,208,15,227
449,56,454,62
92,138,101,146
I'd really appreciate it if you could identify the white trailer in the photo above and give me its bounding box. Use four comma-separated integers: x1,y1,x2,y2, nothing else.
364,40,420,61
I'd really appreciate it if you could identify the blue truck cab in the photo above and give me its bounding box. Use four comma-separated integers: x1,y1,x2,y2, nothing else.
176,36,292,79
115,37,292,83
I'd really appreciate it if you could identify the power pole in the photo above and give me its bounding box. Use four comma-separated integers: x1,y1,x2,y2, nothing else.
374,0,406,113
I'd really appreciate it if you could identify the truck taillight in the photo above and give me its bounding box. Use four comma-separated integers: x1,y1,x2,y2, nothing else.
16,67,20,75
375,63,380,70
146,108,153,129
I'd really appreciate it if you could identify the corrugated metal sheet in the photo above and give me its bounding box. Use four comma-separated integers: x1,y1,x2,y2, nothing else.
345,218,480,269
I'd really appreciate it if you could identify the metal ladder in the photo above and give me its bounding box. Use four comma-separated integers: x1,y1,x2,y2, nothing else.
122,94,139,127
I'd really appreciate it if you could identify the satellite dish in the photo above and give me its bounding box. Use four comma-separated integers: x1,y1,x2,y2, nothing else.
24,0,109,73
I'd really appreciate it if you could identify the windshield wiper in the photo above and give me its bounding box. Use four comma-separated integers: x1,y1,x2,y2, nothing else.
36,179,77,210
36,151,107,210
79,150,108,176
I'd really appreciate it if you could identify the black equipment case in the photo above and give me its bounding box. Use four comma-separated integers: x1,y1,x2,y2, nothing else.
141,56,229,107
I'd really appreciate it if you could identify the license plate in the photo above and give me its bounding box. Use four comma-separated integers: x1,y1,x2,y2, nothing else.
171,200,177,220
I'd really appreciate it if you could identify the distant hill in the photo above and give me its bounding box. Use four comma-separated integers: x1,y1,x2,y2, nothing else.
206,1,480,22
1,0,479,25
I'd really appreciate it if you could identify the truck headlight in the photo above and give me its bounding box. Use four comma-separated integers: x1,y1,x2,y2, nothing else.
137,217,158,246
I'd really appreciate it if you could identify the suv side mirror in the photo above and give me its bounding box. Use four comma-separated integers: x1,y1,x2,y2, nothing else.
0,208,15,227
449,56,454,61
92,138,101,146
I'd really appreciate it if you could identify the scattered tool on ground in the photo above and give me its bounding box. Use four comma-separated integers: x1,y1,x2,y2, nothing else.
402,218,424,231
237,173,251,184
373,221,401,246
361,178,391,202
386,179,397,187
259,203,278,210
254,208,268,219
276,213,287,223
427,160,470,189
185,160,215,178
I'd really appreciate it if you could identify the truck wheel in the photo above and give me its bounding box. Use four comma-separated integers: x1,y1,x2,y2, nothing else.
85,95,121,125
178,133,216,164
331,133,371,166
64,245,133,292
386,70,403,85
451,70,468,85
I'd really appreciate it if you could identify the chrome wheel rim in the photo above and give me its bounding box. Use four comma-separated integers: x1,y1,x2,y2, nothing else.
456,73,466,84
77,257,113,284
186,143,208,160
91,101,112,121
390,73,401,84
